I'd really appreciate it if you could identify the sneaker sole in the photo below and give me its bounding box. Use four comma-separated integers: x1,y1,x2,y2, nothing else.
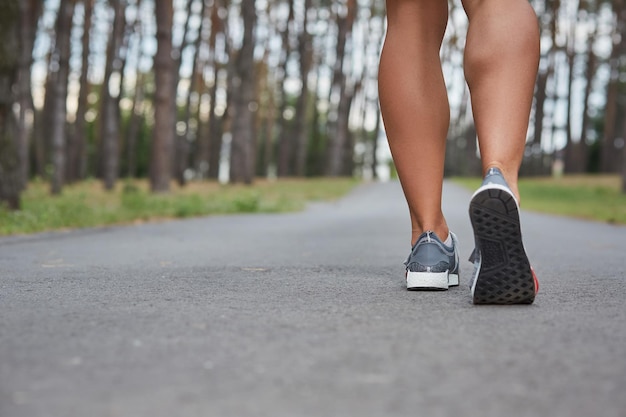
469,185,535,304
407,271,459,291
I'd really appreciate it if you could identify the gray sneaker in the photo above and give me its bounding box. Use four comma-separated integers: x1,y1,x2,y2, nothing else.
468,167,539,304
405,231,460,290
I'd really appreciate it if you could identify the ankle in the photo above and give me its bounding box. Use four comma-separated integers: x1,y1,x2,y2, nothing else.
411,225,449,246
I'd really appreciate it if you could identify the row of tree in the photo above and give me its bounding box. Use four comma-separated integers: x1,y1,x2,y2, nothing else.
1,0,626,210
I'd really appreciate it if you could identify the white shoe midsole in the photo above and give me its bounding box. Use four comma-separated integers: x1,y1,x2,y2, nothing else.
448,273,459,287
407,271,457,289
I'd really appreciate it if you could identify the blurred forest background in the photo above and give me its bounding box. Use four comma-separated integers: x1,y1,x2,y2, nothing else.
1,0,626,210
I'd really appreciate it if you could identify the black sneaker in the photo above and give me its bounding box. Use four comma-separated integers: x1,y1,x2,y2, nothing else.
468,168,539,304
405,231,460,290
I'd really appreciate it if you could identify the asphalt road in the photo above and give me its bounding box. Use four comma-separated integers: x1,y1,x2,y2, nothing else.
1,180,625,417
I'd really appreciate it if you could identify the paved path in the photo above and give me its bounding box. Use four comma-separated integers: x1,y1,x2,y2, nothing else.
1,181,625,417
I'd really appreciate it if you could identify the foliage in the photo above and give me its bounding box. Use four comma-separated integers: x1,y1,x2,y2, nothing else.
0,178,359,236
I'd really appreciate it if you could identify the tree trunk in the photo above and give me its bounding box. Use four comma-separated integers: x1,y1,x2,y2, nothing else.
179,0,207,184
206,65,222,180
35,64,52,180
370,104,381,180
260,95,276,177
531,57,551,168
622,108,626,193
528,70,549,176
124,0,145,178
206,0,227,180
151,0,175,192
68,0,93,183
308,65,325,176
575,27,597,173
562,2,580,174
564,1,575,151
173,0,195,186
0,0,21,209
276,0,295,177
126,71,144,178
190,0,212,179
100,0,126,190
325,0,357,177
622,146,626,193
338,84,356,177
49,0,76,195
16,0,42,189
229,0,257,184
254,46,275,177
536,0,561,176
602,74,618,172
294,0,313,177
185,40,207,179
601,1,626,173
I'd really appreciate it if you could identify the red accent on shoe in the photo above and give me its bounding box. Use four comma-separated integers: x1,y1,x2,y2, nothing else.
531,267,539,294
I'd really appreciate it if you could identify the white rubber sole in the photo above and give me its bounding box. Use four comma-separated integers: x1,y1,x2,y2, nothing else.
407,271,459,290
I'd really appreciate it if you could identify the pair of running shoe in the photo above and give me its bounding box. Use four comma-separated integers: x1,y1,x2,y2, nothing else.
405,168,539,304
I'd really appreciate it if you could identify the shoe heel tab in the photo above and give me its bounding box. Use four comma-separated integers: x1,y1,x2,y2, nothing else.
484,167,510,188
486,167,501,176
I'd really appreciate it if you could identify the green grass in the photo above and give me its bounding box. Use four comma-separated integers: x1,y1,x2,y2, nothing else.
5,175,622,236
0,178,359,236
453,175,626,225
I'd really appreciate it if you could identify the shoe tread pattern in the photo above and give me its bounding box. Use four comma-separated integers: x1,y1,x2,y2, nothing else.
470,189,535,304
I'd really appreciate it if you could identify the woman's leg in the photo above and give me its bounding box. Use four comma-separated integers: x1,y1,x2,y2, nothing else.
463,0,540,304
378,0,450,245
462,0,540,201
